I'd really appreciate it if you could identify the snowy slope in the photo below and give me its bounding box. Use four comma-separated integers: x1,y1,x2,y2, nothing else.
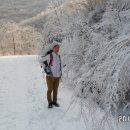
0,0,51,22
0,56,86,130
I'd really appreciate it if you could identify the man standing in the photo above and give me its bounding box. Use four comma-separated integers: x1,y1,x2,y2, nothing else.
41,42,62,108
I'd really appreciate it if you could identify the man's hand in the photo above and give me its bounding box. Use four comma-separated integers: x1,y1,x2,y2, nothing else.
60,77,62,83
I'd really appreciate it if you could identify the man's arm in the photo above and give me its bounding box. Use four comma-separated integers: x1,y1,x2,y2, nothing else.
40,54,50,68
41,54,50,62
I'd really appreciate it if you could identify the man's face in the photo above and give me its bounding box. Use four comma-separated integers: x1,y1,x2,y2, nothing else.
53,45,60,53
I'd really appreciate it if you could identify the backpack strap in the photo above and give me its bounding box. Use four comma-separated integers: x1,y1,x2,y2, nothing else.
59,55,62,76
49,53,53,66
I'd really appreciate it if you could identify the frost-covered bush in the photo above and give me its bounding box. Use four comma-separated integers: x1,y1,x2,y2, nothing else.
38,0,130,129
111,0,130,11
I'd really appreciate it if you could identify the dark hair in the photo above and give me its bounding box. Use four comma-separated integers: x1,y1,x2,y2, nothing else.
53,45,59,48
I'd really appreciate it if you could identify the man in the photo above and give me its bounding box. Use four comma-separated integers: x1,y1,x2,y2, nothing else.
41,42,62,108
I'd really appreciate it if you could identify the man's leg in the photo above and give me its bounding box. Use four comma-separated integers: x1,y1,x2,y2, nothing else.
53,77,60,103
46,76,54,104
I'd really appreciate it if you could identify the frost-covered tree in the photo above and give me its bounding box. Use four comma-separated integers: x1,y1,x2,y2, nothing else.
0,21,39,55
38,0,130,129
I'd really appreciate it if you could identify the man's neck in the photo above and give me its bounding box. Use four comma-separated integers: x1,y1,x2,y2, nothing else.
53,51,58,55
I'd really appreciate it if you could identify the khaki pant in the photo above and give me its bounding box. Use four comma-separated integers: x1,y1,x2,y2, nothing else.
46,76,60,103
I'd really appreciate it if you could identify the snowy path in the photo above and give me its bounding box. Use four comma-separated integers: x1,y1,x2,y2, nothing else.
0,56,85,130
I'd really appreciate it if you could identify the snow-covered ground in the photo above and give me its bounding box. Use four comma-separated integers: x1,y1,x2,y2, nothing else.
0,56,130,130
0,55,86,130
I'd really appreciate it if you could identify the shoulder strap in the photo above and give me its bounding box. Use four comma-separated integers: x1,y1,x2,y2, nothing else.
49,53,53,65
59,55,62,76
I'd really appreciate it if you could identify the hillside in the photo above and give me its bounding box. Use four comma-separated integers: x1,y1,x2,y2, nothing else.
0,0,50,22
0,0,50,56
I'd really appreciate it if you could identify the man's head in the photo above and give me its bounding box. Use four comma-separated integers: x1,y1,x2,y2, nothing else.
52,41,60,54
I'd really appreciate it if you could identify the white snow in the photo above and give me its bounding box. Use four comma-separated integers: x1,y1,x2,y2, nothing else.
1,0,130,130
0,55,129,130
0,55,86,130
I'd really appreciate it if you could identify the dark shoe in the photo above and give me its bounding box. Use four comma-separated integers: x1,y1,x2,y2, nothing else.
53,102,60,107
48,103,53,108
